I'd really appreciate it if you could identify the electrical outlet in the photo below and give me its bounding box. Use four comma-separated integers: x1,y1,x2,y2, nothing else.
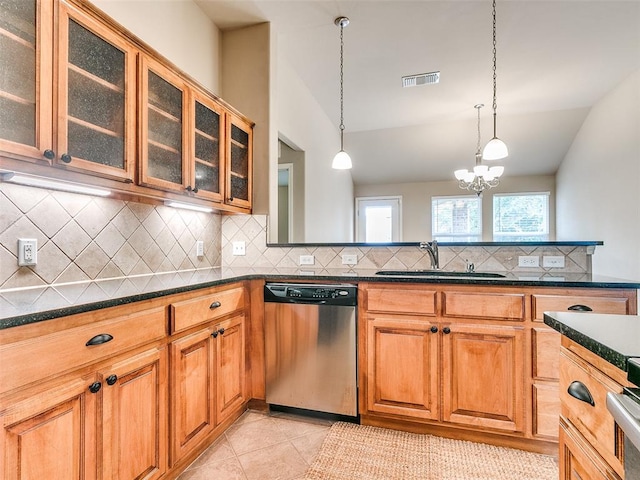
232,241,246,256
196,240,204,257
341,254,358,265
18,238,37,266
518,255,539,268
299,255,315,265
543,255,565,268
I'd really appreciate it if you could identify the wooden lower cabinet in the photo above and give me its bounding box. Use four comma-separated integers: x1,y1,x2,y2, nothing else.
441,323,525,433
0,346,167,480
169,313,246,465
366,316,439,420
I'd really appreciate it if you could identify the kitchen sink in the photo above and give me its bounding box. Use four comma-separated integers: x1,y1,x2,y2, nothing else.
375,270,506,278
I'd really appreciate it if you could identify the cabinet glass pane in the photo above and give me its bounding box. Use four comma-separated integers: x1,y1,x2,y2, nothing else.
147,70,182,184
0,0,36,146
230,124,249,201
194,100,220,194
195,162,219,194
67,19,125,169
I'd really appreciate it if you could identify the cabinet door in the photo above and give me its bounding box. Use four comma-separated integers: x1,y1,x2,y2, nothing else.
366,316,439,420
190,89,224,202
0,377,97,480
442,323,525,432
169,328,215,464
225,112,252,210
100,347,167,480
139,55,189,193
214,314,246,424
55,2,136,180
0,0,53,162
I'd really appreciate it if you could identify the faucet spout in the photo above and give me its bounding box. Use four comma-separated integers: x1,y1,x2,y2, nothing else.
419,240,439,270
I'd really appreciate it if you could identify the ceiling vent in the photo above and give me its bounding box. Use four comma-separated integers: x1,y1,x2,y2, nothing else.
402,71,440,88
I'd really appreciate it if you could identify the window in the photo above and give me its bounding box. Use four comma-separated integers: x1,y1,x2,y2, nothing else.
356,196,402,242
432,196,482,241
493,193,549,241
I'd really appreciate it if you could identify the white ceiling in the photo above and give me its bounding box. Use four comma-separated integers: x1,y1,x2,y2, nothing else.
197,0,640,185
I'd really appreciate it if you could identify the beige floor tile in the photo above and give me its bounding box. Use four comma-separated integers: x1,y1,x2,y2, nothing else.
271,416,331,440
187,436,236,470
225,417,290,455
238,441,309,480
289,429,330,464
186,456,248,480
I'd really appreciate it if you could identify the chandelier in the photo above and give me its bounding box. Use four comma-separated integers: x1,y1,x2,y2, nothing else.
454,104,504,195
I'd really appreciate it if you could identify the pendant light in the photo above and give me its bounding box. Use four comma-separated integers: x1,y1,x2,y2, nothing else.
454,104,504,195
332,16,352,169
482,0,508,161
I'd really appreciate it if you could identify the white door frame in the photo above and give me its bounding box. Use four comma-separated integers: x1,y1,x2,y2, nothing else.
355,196,402,242
278,163,294,242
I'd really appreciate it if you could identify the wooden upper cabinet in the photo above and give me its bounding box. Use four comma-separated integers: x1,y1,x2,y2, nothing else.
139,54,189,193
0,0,53,163
55,1,137,181
225,112,253,210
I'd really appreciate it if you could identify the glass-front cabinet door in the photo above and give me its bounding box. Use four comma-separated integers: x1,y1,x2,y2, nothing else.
191,89,224,202
0,0,53,162
55,2,136,181
139,55,188,193
225,113,253,210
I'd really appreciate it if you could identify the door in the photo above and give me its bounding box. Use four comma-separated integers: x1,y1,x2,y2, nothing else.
0,0,54,162
139,54,189,193
214,314,246,424
0,376,97,480
55,1,136,180
356,196,402,242
366,316,439,420
225,112,252,210
441,323,525,432
169,328,215,464
100,347,167,480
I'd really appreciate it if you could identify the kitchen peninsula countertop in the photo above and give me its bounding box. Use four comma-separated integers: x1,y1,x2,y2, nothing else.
2,267,640,329
544,311,640,371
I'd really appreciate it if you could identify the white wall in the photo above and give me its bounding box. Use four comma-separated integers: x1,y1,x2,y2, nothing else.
277,56,355,242
93,0,221,94
556,70,640,280
355,175,555,242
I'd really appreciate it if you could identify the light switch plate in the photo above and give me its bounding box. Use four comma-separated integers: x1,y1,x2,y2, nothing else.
18,238,37,266
299,255,315,265
196,240,204,257
232,241,246,256
543,255,565,268
342,254,358,265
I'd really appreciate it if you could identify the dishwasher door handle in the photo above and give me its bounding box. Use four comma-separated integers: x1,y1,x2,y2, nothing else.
606,392,640,451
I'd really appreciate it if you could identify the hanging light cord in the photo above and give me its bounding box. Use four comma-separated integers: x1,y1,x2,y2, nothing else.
475,104,482,162
338,21,345,151
491,0,498,136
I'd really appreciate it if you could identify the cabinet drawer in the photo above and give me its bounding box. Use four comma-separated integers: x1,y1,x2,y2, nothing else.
171,285,245,333
365,286,436,316
0,307,166,394
559,348,624,476
532,327,560,380
442,292,525,321
532,294,629,321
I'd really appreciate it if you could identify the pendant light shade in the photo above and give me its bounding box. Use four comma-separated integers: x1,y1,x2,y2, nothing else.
332,16,351,169
483,0,508,161
332,150,352,169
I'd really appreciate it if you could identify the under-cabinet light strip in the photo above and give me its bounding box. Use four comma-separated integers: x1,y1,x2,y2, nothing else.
1,172,111,197
164,201,213,213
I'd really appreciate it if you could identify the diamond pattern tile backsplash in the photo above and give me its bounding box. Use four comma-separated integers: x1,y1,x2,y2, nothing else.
0,183,222,290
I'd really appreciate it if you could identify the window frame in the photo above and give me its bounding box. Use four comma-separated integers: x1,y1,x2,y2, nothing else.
492,192,550,241
431,194,482,242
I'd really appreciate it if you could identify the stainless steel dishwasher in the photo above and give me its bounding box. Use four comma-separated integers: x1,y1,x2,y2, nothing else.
264,283,357,417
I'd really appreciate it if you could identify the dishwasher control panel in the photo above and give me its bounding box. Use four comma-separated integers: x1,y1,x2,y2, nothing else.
264,283,357,305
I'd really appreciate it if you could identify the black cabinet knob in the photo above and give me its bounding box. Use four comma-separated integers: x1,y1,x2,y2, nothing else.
218,327,225,336
212,331,219,338
193,186,199,193
430,326,438,334
443,327,451,334
60,153,72,163
86,333,113,346
89,382,102,394
106,375,118,386
43,149,55,160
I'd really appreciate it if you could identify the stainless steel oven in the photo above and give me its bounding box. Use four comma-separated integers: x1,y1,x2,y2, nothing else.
606,358,640,478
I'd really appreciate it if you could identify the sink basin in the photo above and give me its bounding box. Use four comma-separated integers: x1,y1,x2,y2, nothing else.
375,270,506,278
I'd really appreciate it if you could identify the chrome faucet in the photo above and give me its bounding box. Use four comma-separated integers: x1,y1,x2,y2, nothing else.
419,240,439,270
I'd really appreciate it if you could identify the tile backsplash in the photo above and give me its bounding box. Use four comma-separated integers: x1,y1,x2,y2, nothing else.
0,183,221,290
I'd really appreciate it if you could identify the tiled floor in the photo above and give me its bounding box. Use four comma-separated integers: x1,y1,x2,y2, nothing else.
176,409,333,480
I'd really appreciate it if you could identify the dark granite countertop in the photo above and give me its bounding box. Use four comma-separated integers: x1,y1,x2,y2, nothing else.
2,267,639,330
544,312,640,371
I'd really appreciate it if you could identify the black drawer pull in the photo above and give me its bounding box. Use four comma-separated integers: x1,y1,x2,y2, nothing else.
86,333,113,346
89,382,102,394
106,375,118,386
568,304,593,312
568,381,595,406
210,301,222,309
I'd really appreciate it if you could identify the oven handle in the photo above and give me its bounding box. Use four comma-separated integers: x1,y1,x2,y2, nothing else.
606,392,640,451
